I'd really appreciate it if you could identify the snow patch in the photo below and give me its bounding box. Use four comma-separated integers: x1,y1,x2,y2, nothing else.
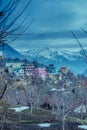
50,88,58,91
58,88,65,92
74,105,87,113
9,106,29,112
38,123,51,127
78,125,87,129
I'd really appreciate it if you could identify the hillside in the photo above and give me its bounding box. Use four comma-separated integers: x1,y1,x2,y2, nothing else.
0,44,22,59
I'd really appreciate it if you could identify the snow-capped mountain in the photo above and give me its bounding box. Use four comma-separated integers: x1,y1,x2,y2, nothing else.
0,44,22,59
20,47,87,74
1,44,87,74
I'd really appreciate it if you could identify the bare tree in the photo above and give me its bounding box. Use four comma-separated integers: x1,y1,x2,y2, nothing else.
24,84,41,114
0,0,32,57
0,71,9,100
74,85,87,119
51,90,76,130
0,0,32,102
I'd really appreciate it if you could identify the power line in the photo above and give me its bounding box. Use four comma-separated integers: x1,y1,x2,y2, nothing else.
71,30,87,65
81,27,87,35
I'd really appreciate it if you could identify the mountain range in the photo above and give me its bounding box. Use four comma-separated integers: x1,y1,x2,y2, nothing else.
0,44,87,74
21,47,87,74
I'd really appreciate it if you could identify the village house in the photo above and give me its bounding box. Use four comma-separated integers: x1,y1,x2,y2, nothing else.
32,63,47,79
6,60,23,73
77,74,87,86
34,66,46,79
46,65,60,83
46,73,60,84
21,63,35,76
13,68,24,76
60,66,68,74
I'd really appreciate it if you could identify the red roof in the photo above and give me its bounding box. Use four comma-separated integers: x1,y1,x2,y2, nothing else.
60,67,67,70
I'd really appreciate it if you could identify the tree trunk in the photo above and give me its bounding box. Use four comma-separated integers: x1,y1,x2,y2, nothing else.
52,104,55,113
85,105,87,113
62,107,65,130
62,118,65,130
30,103,33,114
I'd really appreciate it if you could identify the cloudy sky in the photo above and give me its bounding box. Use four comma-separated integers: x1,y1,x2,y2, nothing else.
2,0,87,51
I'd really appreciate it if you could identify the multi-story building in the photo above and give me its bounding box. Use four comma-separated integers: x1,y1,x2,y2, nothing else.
6,61,23,73
34,67,46,78
21,64,35,76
